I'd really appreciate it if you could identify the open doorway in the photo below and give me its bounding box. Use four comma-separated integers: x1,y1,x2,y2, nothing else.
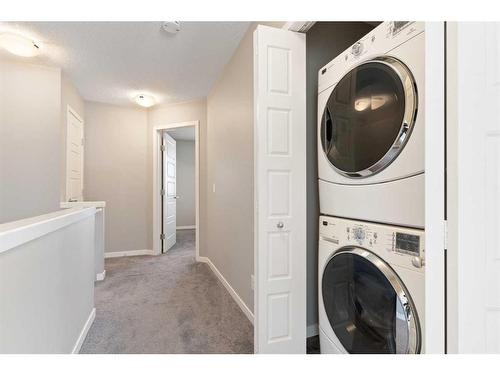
153,121,200,258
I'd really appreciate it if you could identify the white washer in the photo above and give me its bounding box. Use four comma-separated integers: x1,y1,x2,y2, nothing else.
318,22,425,228
318,215,425,354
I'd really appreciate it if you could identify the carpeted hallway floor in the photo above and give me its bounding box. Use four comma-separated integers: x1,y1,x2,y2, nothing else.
80,230,254,354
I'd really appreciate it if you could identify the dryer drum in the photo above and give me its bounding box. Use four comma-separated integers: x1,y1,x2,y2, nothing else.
320,56,418,178
321,246,421,354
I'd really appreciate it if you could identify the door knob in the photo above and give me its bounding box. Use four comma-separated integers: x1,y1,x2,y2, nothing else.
277,221,284,229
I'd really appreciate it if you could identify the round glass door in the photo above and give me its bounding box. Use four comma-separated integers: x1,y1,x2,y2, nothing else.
320,57,417,178
322,247,420,354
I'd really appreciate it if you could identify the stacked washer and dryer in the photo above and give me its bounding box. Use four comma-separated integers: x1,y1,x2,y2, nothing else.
317,22,426,354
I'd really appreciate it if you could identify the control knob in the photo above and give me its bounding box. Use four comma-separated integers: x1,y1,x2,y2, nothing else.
352,42,363,56
411,256,425,269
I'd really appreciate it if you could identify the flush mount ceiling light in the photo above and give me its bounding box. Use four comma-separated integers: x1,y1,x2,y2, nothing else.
161,21,181,34
134,94,156,108
0,32,40,57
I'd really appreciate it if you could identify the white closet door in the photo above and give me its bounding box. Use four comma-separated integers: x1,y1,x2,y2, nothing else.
253,25,306,353
163,132,177,252
451,22,500,353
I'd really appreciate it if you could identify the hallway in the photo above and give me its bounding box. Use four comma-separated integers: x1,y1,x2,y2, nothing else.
80,230,253,353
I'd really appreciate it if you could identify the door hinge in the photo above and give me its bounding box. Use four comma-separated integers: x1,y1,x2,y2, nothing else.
444,219,448,250
161,188,165,196
160,233,165,240
161,144,166,152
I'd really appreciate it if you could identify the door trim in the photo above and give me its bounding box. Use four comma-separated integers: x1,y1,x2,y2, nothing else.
152,121,200,258
65,105,84,202
424,22,446,353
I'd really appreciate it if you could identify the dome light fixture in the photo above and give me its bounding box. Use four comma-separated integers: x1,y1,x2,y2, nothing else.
134,94,156,108
161,21,181,34
0,32,40,57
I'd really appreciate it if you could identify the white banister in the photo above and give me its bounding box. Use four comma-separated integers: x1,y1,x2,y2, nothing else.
0,207,97,353
0,207,96,254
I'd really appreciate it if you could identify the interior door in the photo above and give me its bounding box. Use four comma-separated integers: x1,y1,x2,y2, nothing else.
254,25,306,353
162,132,177,252
66,107,84,202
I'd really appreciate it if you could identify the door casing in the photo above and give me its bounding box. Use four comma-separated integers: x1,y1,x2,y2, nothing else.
65,105,84,202
152,121,200,258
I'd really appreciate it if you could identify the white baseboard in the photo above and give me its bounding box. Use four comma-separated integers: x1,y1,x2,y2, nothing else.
104,249,154,258
176,225,195,230
307,323,319,338
96,270,106,281
72,307,95,354
197,256,254,324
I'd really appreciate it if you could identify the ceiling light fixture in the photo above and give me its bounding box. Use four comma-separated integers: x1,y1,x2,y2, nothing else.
134,94,156,108
0,32,40,57
161,21,181,34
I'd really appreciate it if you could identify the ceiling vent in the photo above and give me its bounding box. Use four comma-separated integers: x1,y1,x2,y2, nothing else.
161,21,181,34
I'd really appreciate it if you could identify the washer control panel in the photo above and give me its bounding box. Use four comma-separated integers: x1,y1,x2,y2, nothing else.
320,216,425,272
395,232,420,256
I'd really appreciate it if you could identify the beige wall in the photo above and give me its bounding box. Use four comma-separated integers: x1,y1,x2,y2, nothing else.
0,57,62,223
84,99,207,253
84,102,149,253
60,72,85,202
204,22,283,312
148,99,207,250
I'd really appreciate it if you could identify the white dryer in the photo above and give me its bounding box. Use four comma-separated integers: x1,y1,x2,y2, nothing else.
318,22,425,228
318,215,425,354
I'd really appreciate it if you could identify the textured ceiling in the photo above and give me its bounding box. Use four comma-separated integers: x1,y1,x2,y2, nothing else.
0,22,250,106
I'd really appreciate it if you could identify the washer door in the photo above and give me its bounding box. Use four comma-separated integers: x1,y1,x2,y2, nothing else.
320,57,417,178
322,247,421,354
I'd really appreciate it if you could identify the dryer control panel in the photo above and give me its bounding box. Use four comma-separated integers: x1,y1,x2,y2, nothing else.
317,21,425,94
320,215,425,272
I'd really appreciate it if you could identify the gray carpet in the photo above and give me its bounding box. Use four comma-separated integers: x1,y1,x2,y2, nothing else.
80,230,254,354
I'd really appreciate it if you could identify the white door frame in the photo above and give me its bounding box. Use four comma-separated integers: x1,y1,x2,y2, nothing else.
65,105,84,202
424,22,446,353
152,121,200,258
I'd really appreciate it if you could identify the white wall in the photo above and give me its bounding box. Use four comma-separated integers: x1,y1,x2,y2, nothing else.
0,57,62,223
84,102,149,253
174,140,196,227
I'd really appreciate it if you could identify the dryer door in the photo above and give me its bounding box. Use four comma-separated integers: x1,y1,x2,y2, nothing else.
321,246,421,354
320,57,417,178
